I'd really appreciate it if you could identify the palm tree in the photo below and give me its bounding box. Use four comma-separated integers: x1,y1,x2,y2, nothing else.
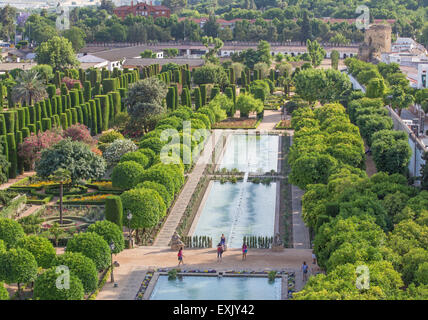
49,168,71,225
11,70,47,106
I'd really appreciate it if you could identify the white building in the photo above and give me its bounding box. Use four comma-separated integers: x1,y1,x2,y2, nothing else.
77,53,122,71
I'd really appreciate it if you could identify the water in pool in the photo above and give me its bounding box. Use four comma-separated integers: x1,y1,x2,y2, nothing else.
150,275,281,300
219,134,279,173
193,181,276,248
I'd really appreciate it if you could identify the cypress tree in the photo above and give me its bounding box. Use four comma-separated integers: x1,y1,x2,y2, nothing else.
194,87,202,110
6,133,17,178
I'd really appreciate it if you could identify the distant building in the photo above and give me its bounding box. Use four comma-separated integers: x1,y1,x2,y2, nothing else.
114,1,170,20
358,24,392,62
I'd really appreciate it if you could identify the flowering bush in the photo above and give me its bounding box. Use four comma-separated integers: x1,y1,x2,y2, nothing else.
62,77,82,90
103,139,138,166
18,128,64,169
63,124,94,145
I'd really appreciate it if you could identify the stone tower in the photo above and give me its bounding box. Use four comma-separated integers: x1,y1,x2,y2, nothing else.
358,24,392,62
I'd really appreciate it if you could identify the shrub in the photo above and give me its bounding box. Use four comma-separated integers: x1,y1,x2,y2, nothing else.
18,235,56,269
139,137,166,154
87,220,125,254
136,180,172,207
0,248,38,286
103,138,138,166
33,267,84,300
111,160,145,190
51,252,98,294
119,151,150,168
0,282,8,300
137,148,158,167
0,218,26,249
105,195,123,229
63,124,94,145
66,232,111,270
120,188,165,229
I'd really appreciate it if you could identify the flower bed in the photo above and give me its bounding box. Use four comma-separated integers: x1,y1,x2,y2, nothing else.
45,185,88,196
86,180,123,192
62,193,112,205
275,120,291,129
26,194,54,205
212,118,261,129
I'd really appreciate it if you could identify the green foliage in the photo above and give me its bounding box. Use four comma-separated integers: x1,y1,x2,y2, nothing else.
120,188,165,229
0,247,38,285
51,252,98,294
33,267,84,300
120,151,150,169
105,195,123,229
0,218,25,249
87,220,125,254
36,139,106,184
236,93,263,117
66,232,111,270
18,235,56,269
111,160,145,190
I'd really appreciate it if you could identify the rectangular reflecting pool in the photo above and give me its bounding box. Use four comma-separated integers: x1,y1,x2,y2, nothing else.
192,181,277,248
150,275,281,300
219,134,279,173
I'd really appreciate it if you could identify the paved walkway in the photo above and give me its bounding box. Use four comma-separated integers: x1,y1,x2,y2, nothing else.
258,110,283,130
0,171,35,190
289,133,311,249
153,130,225,246
96,246,313,300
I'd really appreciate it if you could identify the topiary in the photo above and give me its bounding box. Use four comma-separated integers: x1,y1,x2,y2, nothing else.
87,220,125,254
0,218,26,249
111,160,145,190
98,130,124,144
119,151,150,169
18,235,56,269
138,137,166,154
66,232,111,270
33,267,84,300
120,188,165,229
0,248,38,286
137,148,158,167
136,180,172,207
51,252,98,294
105,195,123,229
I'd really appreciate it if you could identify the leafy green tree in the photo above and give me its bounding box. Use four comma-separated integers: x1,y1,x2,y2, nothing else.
366,78,387,98
0,248,38,294
18,236,56,269
66,232,111,270
256,40,272,65
236,93,263,117
294,68,325,104
33,267,84,300
36,139,106,185
62,27,86,52
121,188,166,230
371,130,412,175
51,252,98,294
193,63,229,87
35,36,79,71
124,77,167,133
401,248,428,286
87,220,125,254
387,85,415,117
306,39,325,67
0,218,25,249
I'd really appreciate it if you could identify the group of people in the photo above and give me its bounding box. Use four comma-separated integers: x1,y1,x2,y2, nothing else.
176,234,249,265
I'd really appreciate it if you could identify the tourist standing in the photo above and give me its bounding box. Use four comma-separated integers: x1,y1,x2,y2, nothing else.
217,243,223,262
242,243,248,260
178,247,184,266
302,261,309,282
220,234,227,251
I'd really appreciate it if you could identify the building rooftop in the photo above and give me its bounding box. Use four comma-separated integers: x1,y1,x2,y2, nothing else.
123,57,205,68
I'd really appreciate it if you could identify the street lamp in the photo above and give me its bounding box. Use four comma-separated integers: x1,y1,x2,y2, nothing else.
127,211,133,248
110,242,115,283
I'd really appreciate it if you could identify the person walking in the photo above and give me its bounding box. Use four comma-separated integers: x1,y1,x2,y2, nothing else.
242,242,248,260
312,252,317,265
178,247,184,266
220,234,227,252
217,243,224,262
302,261,309,282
